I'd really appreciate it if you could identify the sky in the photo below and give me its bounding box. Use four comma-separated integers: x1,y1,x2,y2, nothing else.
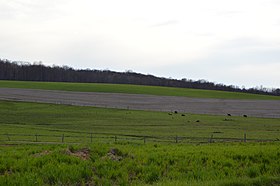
1,0,280,88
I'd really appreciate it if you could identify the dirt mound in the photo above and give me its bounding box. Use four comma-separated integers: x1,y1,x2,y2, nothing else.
66,147,90,160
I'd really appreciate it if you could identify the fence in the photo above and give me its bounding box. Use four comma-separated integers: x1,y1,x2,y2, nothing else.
1,132,278,144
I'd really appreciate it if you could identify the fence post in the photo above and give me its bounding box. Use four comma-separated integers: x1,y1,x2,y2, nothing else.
244,133,246,143
90,133,93,143
35,134,38,142
62,134,64,143
209,134,213,143
115,136,117,142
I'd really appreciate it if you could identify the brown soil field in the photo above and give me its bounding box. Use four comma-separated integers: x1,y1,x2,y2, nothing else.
1,88,280,118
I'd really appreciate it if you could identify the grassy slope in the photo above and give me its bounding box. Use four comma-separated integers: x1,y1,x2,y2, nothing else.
1,80,280,100
1,100,280,142
0,143,279,185
1,80,280,185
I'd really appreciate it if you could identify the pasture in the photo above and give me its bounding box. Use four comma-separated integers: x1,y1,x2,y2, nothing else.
0,100,280,143
0,101,280,185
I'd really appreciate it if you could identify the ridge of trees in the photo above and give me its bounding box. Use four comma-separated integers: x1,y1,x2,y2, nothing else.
0,59,279,96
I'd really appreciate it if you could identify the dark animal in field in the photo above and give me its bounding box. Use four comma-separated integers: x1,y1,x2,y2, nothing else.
181,114,185,116
174,111,178,114
243,115,247,117
196,120,200,122
227,113,231,116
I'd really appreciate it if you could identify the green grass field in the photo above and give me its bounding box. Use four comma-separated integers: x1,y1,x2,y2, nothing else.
0,143,280,185
0,101,280,185
1,80,280,185
1,80,280,100
1,100,280,143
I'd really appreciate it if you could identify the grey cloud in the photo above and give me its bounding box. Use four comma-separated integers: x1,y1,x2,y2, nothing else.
149,38,280,88
203,41,280,67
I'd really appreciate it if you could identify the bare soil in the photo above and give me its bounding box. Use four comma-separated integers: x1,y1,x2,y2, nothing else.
0,88,280,118
66,148,90,160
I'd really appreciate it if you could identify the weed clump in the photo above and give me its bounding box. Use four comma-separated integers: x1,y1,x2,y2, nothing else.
104,148,126,161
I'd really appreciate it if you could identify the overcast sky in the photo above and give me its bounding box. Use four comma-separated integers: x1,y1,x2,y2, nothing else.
1,0,280,88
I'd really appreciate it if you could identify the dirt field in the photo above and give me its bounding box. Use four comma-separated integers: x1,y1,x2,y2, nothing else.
1,88,280,118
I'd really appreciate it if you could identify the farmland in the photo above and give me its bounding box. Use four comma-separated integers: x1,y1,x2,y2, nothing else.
0,81,280,185
1,80,280,100
1,100,280,142
0,100,280,185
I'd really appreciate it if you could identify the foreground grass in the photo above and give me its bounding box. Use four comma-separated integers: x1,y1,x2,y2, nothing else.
0,100,280,142
1,80,280,100
0,143,279,185
0,99,280,185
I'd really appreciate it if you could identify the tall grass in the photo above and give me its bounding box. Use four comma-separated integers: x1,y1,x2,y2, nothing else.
0,143,279,185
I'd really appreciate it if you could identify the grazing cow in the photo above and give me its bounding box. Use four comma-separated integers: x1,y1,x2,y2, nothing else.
174,111,178,114
243,115,247,117
196,120,200,122
181,114,185,116
227,113,231,116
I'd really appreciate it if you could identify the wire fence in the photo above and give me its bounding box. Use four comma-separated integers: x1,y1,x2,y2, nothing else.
1,132,279,145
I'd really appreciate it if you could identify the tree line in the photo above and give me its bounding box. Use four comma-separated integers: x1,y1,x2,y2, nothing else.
0,59,279,96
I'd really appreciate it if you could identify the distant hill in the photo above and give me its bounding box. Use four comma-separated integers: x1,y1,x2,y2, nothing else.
1,58,279,96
